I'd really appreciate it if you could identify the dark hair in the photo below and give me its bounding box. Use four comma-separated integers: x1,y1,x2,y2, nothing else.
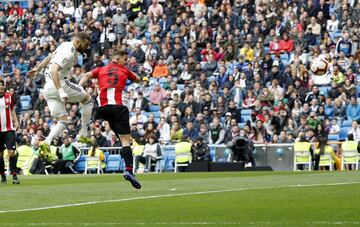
74,32,90,42
0,78,4,85
318,137,327,155
348,134,354,141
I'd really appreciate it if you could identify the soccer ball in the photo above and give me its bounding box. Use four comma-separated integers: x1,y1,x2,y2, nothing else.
310,58,329,76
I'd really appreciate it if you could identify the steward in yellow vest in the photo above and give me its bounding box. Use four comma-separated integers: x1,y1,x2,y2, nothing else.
175,136,193,172
314,137,337,170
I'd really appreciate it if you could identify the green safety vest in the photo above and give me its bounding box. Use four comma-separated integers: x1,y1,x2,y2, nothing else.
175,142,192,163
61,144,75,161
130,0,141,12
342,141,358,152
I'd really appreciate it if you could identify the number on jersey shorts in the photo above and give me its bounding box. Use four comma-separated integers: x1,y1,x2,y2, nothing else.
43,80,87,117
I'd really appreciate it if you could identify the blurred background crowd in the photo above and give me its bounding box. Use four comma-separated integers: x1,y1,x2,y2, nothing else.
1,0,360,148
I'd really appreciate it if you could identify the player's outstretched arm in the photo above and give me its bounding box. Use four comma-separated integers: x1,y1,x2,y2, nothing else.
78,72,93,87
50,64,68,102
27,52,55,78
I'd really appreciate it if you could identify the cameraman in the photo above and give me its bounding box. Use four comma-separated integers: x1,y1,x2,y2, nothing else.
227,129,256,168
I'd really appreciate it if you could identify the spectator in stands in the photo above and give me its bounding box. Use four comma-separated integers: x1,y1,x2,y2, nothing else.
208,117,226,145
152,57,169,78
348,121,360,142
333,98,347,120
130,122,145,145
130,107,148,126
157,117,170,143
182,121,199,142
134,134,162,173
347,96,360,122
170,121,183,143
280,33,294,54
94,127,110,147
191,137,210,162
328,118,340,134
149,83,167,105
34,93,47,114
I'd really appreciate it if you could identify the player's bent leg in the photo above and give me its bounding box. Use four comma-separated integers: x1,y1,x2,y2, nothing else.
79,94,94,137
119,134,141,189
45,116,67,146
8,150,20,184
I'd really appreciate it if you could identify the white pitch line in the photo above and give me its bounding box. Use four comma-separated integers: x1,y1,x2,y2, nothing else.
2,221,360,226
0,181,359,214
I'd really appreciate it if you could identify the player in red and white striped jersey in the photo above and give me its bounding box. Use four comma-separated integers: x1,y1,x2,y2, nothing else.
79,50,141,189
0,78,20,184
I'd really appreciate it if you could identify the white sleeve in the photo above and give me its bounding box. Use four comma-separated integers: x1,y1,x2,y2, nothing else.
51,45,72,69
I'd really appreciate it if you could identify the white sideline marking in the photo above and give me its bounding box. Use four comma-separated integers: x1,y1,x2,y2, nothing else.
0,181,359,214
2,222,360,226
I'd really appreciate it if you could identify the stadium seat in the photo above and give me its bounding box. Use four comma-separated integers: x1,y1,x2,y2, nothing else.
334,32,342,39
339,129,348,141
177,84,185,90
319,154,333,170
208,146,216,162
319,86,330,96
105,155,121,173
159,77,167,83
132,145,144,173
149,105,160,112
327,134,339,141
241,109,252,115
341,150,359,171
238,123,246,128
241,115,252,123
143,112,152,117
162,146,176,172
84,156,103,174
293,149,312,171
220,117,225,123
342,120,352,127
75,155,86,173
356,86,360,97
151,111,161,118
20,95,32,111
280,54,289,61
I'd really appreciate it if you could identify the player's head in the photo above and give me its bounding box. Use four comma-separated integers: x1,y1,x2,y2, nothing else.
0,78,5,97
111,49,128,65
73,32,91,54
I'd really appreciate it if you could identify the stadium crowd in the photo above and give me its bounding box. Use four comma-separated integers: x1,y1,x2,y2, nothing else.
0,0,360,150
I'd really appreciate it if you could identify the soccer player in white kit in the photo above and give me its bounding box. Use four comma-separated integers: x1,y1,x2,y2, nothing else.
28,32,94,150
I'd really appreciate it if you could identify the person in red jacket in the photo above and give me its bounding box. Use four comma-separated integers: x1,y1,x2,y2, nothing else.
9,2,23,17
279,33,294,54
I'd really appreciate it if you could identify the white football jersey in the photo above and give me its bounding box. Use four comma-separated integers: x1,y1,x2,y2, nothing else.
46,41,76,82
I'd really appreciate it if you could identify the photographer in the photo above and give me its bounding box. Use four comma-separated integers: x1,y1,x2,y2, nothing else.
227,129,256,168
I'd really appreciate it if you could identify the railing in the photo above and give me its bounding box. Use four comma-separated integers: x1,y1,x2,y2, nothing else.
78,143,348,172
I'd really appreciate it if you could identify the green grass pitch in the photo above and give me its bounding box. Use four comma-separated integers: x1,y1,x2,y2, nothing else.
0,171,360,226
